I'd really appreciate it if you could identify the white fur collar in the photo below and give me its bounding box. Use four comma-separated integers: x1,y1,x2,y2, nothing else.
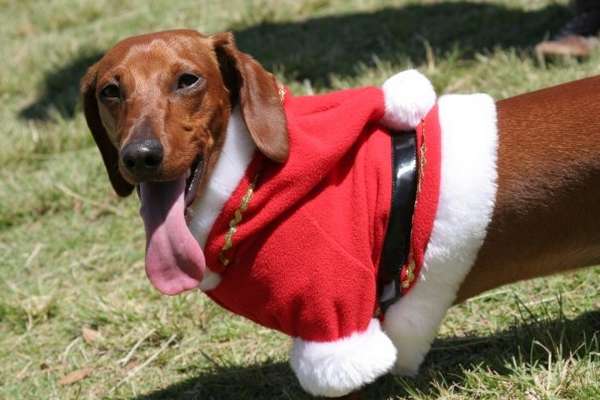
187,107,256,290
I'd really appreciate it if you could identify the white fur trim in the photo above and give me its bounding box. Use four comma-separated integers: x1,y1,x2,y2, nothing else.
289,319,396,397
381,70,437,130
197,269,222,292
383,94,498,375
188,107,256,291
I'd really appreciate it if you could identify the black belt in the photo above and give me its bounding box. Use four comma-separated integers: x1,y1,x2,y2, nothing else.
377,131,418,313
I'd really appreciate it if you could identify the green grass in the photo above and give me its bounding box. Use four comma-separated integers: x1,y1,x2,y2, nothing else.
1,0,599,398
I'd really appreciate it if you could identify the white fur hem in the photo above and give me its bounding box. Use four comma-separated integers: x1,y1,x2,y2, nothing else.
188,107,256,291
383,94,498,375
290,319,397,397
381,69,437,130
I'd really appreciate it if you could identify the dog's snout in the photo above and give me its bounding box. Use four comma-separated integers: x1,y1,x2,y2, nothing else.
121,139,164,178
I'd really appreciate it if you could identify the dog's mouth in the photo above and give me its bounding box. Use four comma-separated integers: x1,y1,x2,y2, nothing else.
138,155,207,296
184,154,204,210
135,154,205,208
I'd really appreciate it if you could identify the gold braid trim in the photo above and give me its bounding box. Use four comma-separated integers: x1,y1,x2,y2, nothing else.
401,120,427,289
416,120,427,196
277,81,286,104
401,257,416,289
218,175,259,267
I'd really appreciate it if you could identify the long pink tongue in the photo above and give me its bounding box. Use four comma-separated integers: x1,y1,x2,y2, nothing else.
139,178,205,295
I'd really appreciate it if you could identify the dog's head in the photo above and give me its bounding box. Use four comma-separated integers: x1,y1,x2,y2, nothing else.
80,30,288,295
81,29,288,200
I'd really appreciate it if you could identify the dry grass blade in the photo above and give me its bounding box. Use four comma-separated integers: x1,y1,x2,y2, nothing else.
110,334,177,394
82,327,102,344
117,328,156,367
55,183,124,216
58,367,93,385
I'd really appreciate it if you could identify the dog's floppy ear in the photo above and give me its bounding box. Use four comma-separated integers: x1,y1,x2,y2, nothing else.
211,32,289,163
80,63,134,197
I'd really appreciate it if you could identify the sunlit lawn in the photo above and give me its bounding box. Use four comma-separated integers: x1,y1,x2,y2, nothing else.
0,0,598,398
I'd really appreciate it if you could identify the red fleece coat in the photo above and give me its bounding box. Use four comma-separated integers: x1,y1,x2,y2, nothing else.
203,86,440,343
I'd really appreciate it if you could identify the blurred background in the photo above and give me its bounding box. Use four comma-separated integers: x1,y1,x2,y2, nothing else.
1,1,599,399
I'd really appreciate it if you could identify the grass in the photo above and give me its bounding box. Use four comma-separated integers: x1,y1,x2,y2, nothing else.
0,0,599,398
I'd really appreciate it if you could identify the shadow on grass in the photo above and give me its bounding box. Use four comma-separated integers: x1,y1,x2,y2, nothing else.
132,310,599,400
232,2,569,87
20,1,572,122
19,50,103,122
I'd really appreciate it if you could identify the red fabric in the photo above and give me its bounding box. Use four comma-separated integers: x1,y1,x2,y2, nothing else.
203,87,441,342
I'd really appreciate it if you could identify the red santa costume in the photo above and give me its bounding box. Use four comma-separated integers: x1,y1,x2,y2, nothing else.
140,70,499,397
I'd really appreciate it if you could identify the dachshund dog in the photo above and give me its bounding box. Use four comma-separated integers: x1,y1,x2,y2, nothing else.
81,29,600,397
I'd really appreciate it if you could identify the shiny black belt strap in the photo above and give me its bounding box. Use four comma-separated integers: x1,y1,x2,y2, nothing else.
378,131,418,313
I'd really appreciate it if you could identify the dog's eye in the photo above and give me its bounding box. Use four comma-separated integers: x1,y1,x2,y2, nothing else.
177,73,202,90
100,84,120,100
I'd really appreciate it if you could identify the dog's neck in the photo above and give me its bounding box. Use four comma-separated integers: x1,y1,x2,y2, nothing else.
188,107,256,248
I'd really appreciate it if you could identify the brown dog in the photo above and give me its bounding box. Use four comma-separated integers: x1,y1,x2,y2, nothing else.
81,29,599,397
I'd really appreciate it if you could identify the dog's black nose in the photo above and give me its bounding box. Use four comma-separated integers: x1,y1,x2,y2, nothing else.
121,139,164,178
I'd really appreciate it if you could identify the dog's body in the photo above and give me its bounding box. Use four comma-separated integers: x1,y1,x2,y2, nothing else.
81,29,600,397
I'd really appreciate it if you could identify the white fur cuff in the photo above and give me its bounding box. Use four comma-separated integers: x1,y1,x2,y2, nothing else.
383,94,498,376
289,319,397,397
381,69,437,130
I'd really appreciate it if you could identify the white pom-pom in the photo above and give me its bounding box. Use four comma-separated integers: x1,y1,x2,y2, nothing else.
381,70,436,130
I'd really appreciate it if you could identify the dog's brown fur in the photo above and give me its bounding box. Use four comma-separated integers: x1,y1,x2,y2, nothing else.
456,77,600,302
